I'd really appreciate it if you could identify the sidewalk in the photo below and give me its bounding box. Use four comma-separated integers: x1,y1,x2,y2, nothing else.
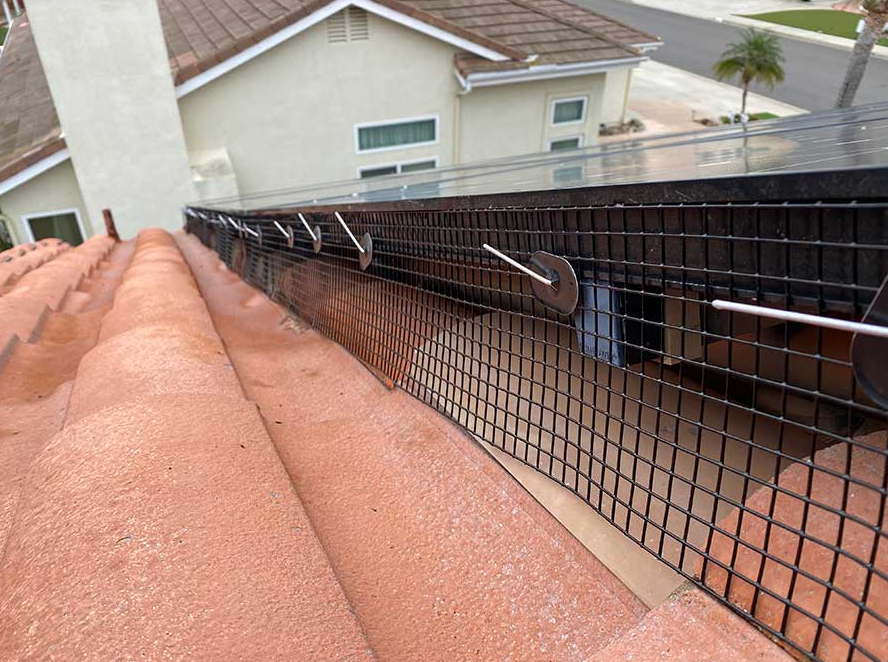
614,0,888,59
602,60,806,140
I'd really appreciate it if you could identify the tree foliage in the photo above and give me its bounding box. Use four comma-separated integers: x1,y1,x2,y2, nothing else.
713,28,786,114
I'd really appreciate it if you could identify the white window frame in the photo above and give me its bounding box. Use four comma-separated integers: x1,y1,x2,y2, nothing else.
548,135,584,151
354,114,439,154
21,207,87,244
357,156,438,178
550,96,588,127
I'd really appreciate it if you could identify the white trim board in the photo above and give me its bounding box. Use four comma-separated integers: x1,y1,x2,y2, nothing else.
465,56,647,88
175,0,511,99
0,148,70,197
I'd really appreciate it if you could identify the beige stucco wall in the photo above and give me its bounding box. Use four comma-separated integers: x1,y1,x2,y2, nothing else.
178,10,637,195
0,159,91,245
459,73,609,162
600,67,633,126
27,0,196,236
178,12,460,197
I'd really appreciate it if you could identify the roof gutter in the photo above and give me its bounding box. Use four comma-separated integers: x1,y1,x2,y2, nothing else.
464,55,648,89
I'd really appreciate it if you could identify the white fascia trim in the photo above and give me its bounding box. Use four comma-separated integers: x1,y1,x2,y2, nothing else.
0,148,70,197
466,56,647,88
175,0,510,99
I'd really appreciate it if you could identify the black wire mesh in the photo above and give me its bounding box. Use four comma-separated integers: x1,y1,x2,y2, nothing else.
186,196,888,662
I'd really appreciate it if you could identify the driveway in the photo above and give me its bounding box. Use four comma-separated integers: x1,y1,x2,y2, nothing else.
580,0,888,110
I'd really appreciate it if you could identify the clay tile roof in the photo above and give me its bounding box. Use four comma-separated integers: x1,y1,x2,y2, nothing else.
0,16,66,185
0,0,660,182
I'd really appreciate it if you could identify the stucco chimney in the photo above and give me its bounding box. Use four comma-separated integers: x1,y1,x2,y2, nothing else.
26,0,196,237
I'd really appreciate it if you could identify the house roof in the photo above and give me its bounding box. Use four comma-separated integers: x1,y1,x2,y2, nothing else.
0,15,66,188
0,0,660,188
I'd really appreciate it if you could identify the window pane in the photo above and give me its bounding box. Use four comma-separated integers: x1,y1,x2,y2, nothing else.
553,99,585,124
358,119,436,151
400,160,436,173
28,212,83,246
360,165,398,179
550,138,581,151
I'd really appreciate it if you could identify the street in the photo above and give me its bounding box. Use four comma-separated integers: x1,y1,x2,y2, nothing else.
580,0,888,110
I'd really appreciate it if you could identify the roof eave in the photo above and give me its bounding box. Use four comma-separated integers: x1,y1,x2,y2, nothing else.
174,0,522,98
464,55,648,88
0,139,69,197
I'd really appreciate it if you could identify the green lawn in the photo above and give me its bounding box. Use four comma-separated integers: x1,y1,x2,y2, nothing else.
0,26,7,45
744,9,888,46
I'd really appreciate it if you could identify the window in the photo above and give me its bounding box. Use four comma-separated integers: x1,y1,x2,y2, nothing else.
400,159,437,174
549,136,582,151
359,159,437,179
551,96,587,125
356,117,437,153
360,165,398,179
24,209,84,246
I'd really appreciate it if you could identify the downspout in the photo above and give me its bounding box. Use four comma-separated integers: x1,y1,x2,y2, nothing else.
2,2,13,29
452,68,472,166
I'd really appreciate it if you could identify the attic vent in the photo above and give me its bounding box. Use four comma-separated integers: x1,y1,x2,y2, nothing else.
326,7,369,43
347,7,369,40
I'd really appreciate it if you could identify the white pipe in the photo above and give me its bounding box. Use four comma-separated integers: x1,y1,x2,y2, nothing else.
334,211,365,253
297,213,318,241
273,220,289,238
711,300,888,339
2,2,13,27
482,243,553,287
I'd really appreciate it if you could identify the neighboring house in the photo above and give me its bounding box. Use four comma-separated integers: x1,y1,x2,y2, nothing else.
0,0,660,243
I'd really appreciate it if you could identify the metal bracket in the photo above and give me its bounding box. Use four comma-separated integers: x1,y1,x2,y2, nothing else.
851,273,888,409
483,244,578,315
529,252,578,315
335,211,372,270
299,213,323,253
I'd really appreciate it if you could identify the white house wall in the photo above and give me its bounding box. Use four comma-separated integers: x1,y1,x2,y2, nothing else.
26,0,197,235
600,68,632,126
178,10,631,197
178,12,460,197
458,73,608,163
0,159,91,245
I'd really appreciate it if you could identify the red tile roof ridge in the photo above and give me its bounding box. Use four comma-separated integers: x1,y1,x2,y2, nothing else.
0,227,376,660
0,395,377,662
175,230,654,660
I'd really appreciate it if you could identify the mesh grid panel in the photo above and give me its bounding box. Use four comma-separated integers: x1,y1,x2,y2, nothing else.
186,200,888,662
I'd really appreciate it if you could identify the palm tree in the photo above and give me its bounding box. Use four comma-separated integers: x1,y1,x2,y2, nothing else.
713,28,786,117
836,0,888,108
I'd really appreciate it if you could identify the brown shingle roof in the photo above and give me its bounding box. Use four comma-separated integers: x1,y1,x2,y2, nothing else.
0,16,66,186
0,0,659,184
